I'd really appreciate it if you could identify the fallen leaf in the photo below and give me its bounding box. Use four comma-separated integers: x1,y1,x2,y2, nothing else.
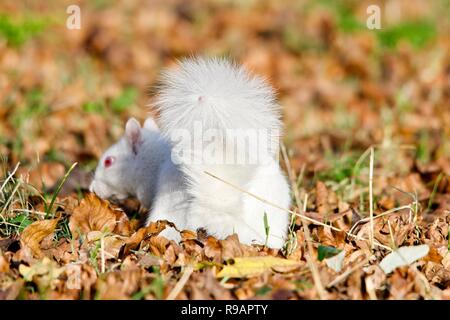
325,249,346,272
20,219,59,257
317,245,342,261
316,181,330,217
216,256,301,278
0,254,10,273
69,193,125,238
19,257,65,290
121,220,175,256
379,245,430,274
204,236,222,263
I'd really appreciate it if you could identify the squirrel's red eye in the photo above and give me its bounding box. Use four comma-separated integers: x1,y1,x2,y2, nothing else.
104,156,115,168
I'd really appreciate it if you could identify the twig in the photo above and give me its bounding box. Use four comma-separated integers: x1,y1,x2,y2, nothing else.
365,276,378,300
326,258,369,288
0,162,20,193
387,219,396,250
348,204,412,235
369,147,375,251
281,144,326,299
46,162,78,218
0,181,21,217
101,235,105,274
302,195,327,299
204,171,393,251
166,265,194,300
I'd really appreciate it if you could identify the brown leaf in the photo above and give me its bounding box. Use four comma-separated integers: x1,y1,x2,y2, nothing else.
68,193,129,238
180,230,197,241
20,219,59,257
220,234,245,261
423,246,443,264
316,181,330,217
204,236,222,263
95,269,142,299
148,236,170,257
0,253,10,273
220,234,259,261
424,261,450,286
121,220,175,256
114,210,133,236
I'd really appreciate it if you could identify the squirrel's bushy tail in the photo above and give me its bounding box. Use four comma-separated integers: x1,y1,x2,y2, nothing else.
154,57,283,216
155,57,282,143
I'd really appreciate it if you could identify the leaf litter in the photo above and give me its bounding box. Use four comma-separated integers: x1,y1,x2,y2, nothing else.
0,0,449,300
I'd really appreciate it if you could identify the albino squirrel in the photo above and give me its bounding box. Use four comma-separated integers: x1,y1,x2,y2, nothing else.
90,57,291,248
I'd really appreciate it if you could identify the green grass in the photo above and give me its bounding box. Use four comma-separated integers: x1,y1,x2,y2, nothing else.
111,87,138,113
318,150,365,184
377,20,437,49
263,212,270,247
416,130,431,163
0,165,39,237
44,149,69,165
89,241,102,274
292,279,313,292
10,89,50,160
313,0,365,33
255,285,271,296
0,159,76,239
6,213,33,233
0,14,47,47
132,266,165,300
83,101,105,114
309,1,436,49
44,162,78,218
54,215,72,241
427,173,444,211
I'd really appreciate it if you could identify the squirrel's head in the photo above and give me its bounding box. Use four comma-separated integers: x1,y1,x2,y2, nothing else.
89,117,159,202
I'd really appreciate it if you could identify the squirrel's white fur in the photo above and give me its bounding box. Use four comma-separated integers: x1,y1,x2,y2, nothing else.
90,57,291,248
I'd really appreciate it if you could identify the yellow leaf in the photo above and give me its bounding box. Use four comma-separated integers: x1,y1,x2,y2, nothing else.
19,257,64,288
216,256,301,278
20,219,59,257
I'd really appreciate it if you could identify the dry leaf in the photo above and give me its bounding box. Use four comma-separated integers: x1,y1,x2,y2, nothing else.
20,219,59,257
121,220,175,256
216,256,301,278
380,245,430,274
19,257,65,290
325,249,346,272
69,193,122,238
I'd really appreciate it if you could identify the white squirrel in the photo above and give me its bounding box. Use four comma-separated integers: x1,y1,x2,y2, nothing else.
90,57,291,248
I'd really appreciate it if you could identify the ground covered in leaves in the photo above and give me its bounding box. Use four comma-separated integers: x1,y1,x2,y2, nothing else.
0,0,449,300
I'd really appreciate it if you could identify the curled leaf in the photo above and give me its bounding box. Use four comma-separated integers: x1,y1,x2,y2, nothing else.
121,220,175,257
69,193,130,238
20,219,59,257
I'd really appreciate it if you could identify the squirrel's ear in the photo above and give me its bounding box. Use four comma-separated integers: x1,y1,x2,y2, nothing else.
143,117,159,132
125,118,142,155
